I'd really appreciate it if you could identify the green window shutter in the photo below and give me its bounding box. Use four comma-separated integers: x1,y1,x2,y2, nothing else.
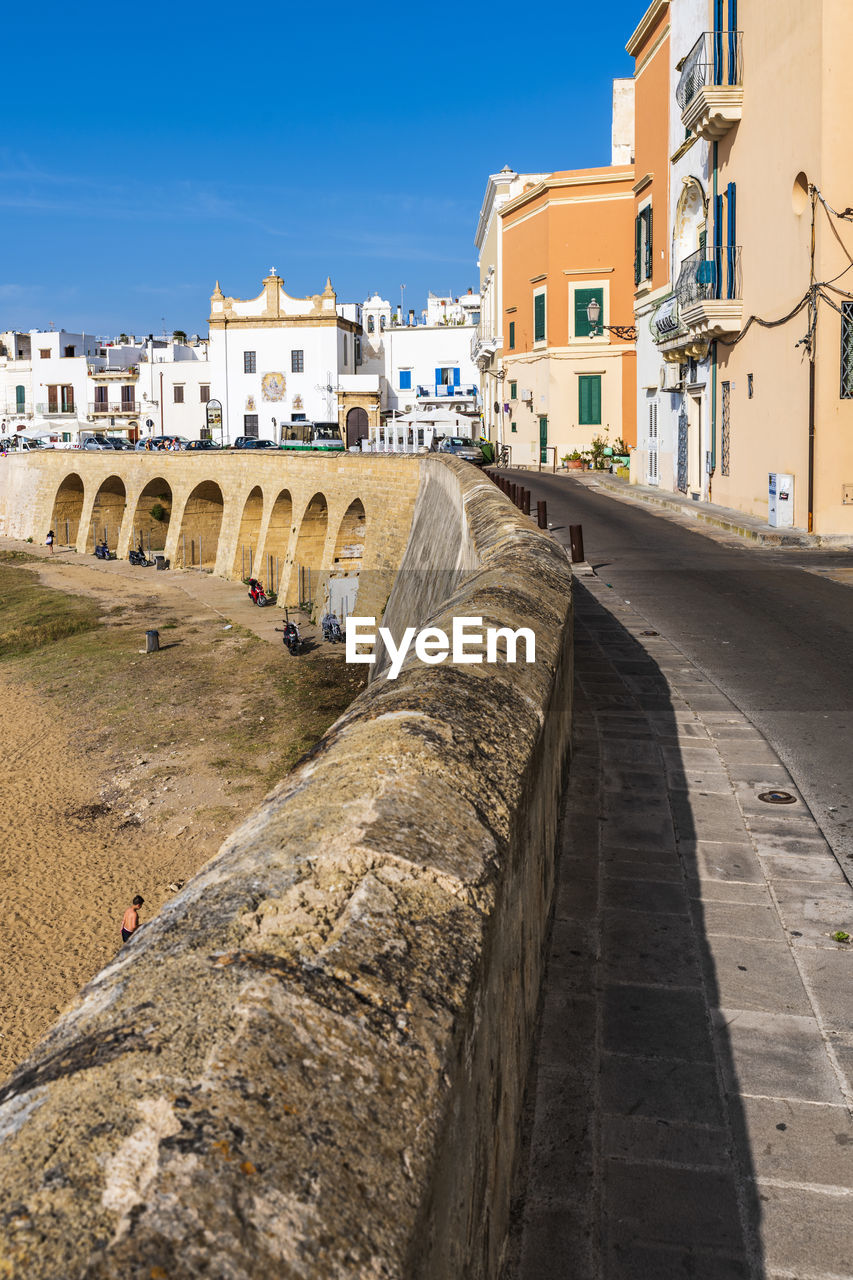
634,214,642,285
699,228,707,254
510,381,517,399
574,287,603,338
508,321,515,350
534,293,546,342
578,375,602,425
644,206,654,280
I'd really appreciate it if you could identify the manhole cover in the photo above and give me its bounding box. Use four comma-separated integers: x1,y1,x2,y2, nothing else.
758,790,797,805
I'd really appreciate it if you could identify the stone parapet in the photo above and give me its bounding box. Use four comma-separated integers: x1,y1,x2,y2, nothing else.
0,456,573,1277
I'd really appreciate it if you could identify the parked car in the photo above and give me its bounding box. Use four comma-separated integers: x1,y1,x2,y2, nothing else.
105,436,134,450
233,438,277,450
437,437,487,466
82,435,119,450
185,439,223,451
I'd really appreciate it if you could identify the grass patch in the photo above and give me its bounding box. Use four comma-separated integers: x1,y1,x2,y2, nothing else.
0,563,102,658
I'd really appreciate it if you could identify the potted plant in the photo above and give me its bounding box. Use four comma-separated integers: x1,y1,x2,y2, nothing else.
564,449,585,471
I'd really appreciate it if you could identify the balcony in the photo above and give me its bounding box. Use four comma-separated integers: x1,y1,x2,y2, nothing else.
89,401,137,416
416,384,479,399
676,246,743,341
87,364,139,379
471,334,500,366
1,401,33,418
36,402,77,417
677,31,743,141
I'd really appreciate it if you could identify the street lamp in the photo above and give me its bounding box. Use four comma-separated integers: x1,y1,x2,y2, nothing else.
586,297,638,342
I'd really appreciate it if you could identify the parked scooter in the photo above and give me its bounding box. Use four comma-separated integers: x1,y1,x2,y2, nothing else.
128,542,154,567
321,612,343,643
94,538,115,560
247,577,269,606
276,621,302,654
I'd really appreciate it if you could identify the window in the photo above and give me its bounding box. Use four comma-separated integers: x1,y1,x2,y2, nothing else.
343,335,348,365
15,385,26,409
243,351,256,373
121,385,135,410
399,370,412,390
61,385,74,413
63,345,75,358
574,287,604,339
509,321,515,350
747,372,754,399
94,385,108,406
511,421,517,433
635,205,653,284
173,385,184,404
510,380,517,399
244,414,259,436
534,291,546,343
39,348,50,359
436,367,460,386
380,315,386,331
367,316,375,333
200,385,210,403
578,375,602,425
841,303,853,398
291,349,304,373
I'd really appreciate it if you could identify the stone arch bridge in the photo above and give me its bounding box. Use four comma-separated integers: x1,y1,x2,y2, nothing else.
1,451,422,618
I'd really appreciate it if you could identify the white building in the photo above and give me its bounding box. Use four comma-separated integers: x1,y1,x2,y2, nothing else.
207,271,372,445
360,290,481,425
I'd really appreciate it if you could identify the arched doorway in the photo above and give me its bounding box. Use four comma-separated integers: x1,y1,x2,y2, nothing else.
129,478,173,557
231,486,265,580
50,474,84,547
287,492,328,607
177,481,224,569
88,476,127,552
346,406,369,449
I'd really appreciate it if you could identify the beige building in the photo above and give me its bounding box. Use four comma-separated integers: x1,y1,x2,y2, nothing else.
632,0,853,535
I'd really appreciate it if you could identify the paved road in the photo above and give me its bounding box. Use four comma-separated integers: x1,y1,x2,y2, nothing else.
508,472,853,875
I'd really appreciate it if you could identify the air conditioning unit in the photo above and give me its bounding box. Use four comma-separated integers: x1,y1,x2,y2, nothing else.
520,387,533,403
659,363,683,391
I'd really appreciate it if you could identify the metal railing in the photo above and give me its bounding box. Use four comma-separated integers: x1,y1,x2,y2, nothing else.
415,384,479,399
676,245,742,308
87,401,137,415
676,30,743,111
35,402,77,416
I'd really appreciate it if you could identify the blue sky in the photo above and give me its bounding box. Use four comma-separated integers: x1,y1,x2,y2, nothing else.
3,1,643,337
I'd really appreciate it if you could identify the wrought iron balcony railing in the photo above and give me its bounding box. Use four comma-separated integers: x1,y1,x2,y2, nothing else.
676,246,742,308
676,30,743,111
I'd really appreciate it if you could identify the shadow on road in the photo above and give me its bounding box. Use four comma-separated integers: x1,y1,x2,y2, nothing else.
503,580,765,1279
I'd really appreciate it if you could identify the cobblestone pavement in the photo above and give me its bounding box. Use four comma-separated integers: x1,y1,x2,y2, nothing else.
505,575,853,1280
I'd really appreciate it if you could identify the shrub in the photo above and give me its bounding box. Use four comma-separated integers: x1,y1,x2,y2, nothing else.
150,504,166,522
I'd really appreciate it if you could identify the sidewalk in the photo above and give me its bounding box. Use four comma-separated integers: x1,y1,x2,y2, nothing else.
505,573,853,1280
566,471,853,550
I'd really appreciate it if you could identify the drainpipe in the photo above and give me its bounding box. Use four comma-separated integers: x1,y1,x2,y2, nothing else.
808,186,817,534
159,371,164,433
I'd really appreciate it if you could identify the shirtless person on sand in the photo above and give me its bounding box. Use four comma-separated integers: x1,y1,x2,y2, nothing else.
120,895,144,944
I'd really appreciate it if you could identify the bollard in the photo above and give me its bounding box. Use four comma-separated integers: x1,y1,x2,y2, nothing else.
537,500,548,529
569,524,585,564
522,489,531,516
145,629,160,653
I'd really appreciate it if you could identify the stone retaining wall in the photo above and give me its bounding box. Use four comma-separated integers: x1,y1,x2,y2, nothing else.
0,456,574,1278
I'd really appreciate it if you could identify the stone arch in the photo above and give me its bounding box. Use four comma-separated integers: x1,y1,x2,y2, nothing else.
287,492,328,607
673,177,707,281
176,480,224,569
88,475,127,552
332,498,366,571
257,488,293,594
231,485,265,579
346,406,369,449
50,473,84,547
129,477,173,557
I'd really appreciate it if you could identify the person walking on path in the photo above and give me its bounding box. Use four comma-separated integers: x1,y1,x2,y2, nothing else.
46,529,55,553
120,895,144,944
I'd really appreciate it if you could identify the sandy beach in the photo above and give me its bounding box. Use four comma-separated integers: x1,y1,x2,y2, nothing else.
0,543,360,1078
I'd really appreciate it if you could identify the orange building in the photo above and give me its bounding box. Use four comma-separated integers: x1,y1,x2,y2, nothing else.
499,165,637,466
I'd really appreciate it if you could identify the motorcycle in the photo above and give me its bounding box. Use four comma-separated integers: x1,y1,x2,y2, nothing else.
128,543,154,567
94,539,115,561
321,612,343,643
247,577,269,606
276,622,302,654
